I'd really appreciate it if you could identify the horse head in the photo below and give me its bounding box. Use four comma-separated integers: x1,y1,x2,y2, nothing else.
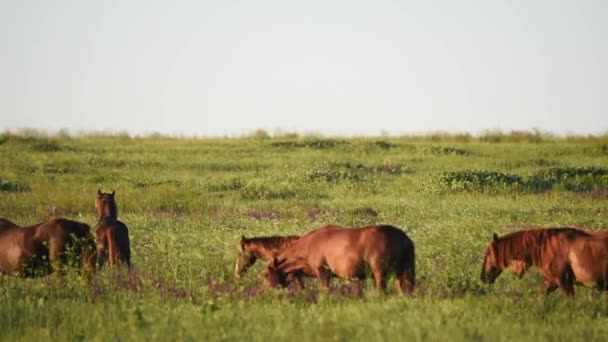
234,235,258,278
480,233,503,284
96,189,118,221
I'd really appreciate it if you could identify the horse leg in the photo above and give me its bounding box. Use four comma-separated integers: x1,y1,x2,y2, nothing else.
107,230,117,266
541,280,558,296
371,267,387,294
49,241,64,276
314,267,330,288
397,267,416,296
556,267,576,298
287,272,304,289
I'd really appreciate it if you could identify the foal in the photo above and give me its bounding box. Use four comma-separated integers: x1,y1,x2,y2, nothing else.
95,190,131,268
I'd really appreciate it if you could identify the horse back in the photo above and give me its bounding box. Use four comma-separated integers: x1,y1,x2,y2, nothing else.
96,217,131,265
279,224,414,270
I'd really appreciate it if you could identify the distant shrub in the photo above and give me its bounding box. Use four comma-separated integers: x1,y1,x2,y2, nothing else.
349,207,379,218
25,164,75,175
269,138,348,150
240,183,296,200
427,145,471,156
133,178,181,188
529,166,608,192
364,140,395,150
479,129,547,143
249,129,271,140
443,170,522,191
426,166,608,194
426,170,523,193
533,166,608,181
306,166,366,183
269,141,306,149
495,158,561,170
0,178,30,192
306,161,405,183
203,178,244,192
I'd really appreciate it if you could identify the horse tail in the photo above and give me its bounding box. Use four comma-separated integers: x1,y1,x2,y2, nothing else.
115,224,131,267
398,236,416,295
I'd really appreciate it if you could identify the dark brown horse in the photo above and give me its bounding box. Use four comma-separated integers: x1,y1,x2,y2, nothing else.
480,228,608,297
0,218,95,277
95,190,131,268
264,225,416,295
234,234,299,277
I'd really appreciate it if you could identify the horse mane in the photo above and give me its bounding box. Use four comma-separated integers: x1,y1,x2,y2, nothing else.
243,235,299,250
494,227,592,268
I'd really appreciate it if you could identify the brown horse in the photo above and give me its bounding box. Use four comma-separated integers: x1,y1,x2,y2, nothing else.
234,234,299,278
95,190,131,268
0,218,95,277
480,228,608,297
264,225,416,295
505,227,608,279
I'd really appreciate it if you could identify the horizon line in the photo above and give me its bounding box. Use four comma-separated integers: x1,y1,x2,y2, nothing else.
2,127,608,140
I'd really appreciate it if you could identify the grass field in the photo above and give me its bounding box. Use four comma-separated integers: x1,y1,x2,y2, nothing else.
1,130,608,341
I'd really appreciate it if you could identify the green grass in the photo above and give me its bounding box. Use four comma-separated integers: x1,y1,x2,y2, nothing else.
1,131,608,341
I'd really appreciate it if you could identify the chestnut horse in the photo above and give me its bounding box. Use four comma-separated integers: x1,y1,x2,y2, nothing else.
234,234,299,277
264,225,416,295
480,228,608,297
95,190,131,268
505,227,608,279
0,218,95,276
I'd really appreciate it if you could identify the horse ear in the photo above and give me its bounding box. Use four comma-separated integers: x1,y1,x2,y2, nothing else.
111,190,115,197
493,233,499,241
98,189,102,196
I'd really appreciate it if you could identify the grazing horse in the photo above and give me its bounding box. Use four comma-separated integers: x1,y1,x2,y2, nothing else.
0,218,95,277
505,227,608,279
234,234,299,278
264,225,416,295
95,190,131,268
480,228,608,297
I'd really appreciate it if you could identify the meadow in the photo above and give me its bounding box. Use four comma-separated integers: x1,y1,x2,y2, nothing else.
1,130,608,341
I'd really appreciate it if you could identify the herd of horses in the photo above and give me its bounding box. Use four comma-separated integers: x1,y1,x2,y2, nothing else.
1,190,607,298
237,226,608,297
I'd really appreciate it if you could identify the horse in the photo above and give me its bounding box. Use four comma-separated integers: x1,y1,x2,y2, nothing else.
0,218,95,277
234,234,299,278
95,190,131,268
263,224,416,295
480,228,608,297
504,227,608,279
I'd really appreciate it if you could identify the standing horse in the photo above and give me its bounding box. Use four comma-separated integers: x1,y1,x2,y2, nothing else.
0,218,95,276
95,190,131,268
264,225,416,295
234,234,299,278
480,228,608,297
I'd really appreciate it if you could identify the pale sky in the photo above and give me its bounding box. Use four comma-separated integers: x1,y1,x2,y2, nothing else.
1,1,607,136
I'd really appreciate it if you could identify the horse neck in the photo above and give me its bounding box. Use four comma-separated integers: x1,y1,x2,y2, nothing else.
98,206,117,222
498,230,544,268
243,242,273,261
247,237,296,261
